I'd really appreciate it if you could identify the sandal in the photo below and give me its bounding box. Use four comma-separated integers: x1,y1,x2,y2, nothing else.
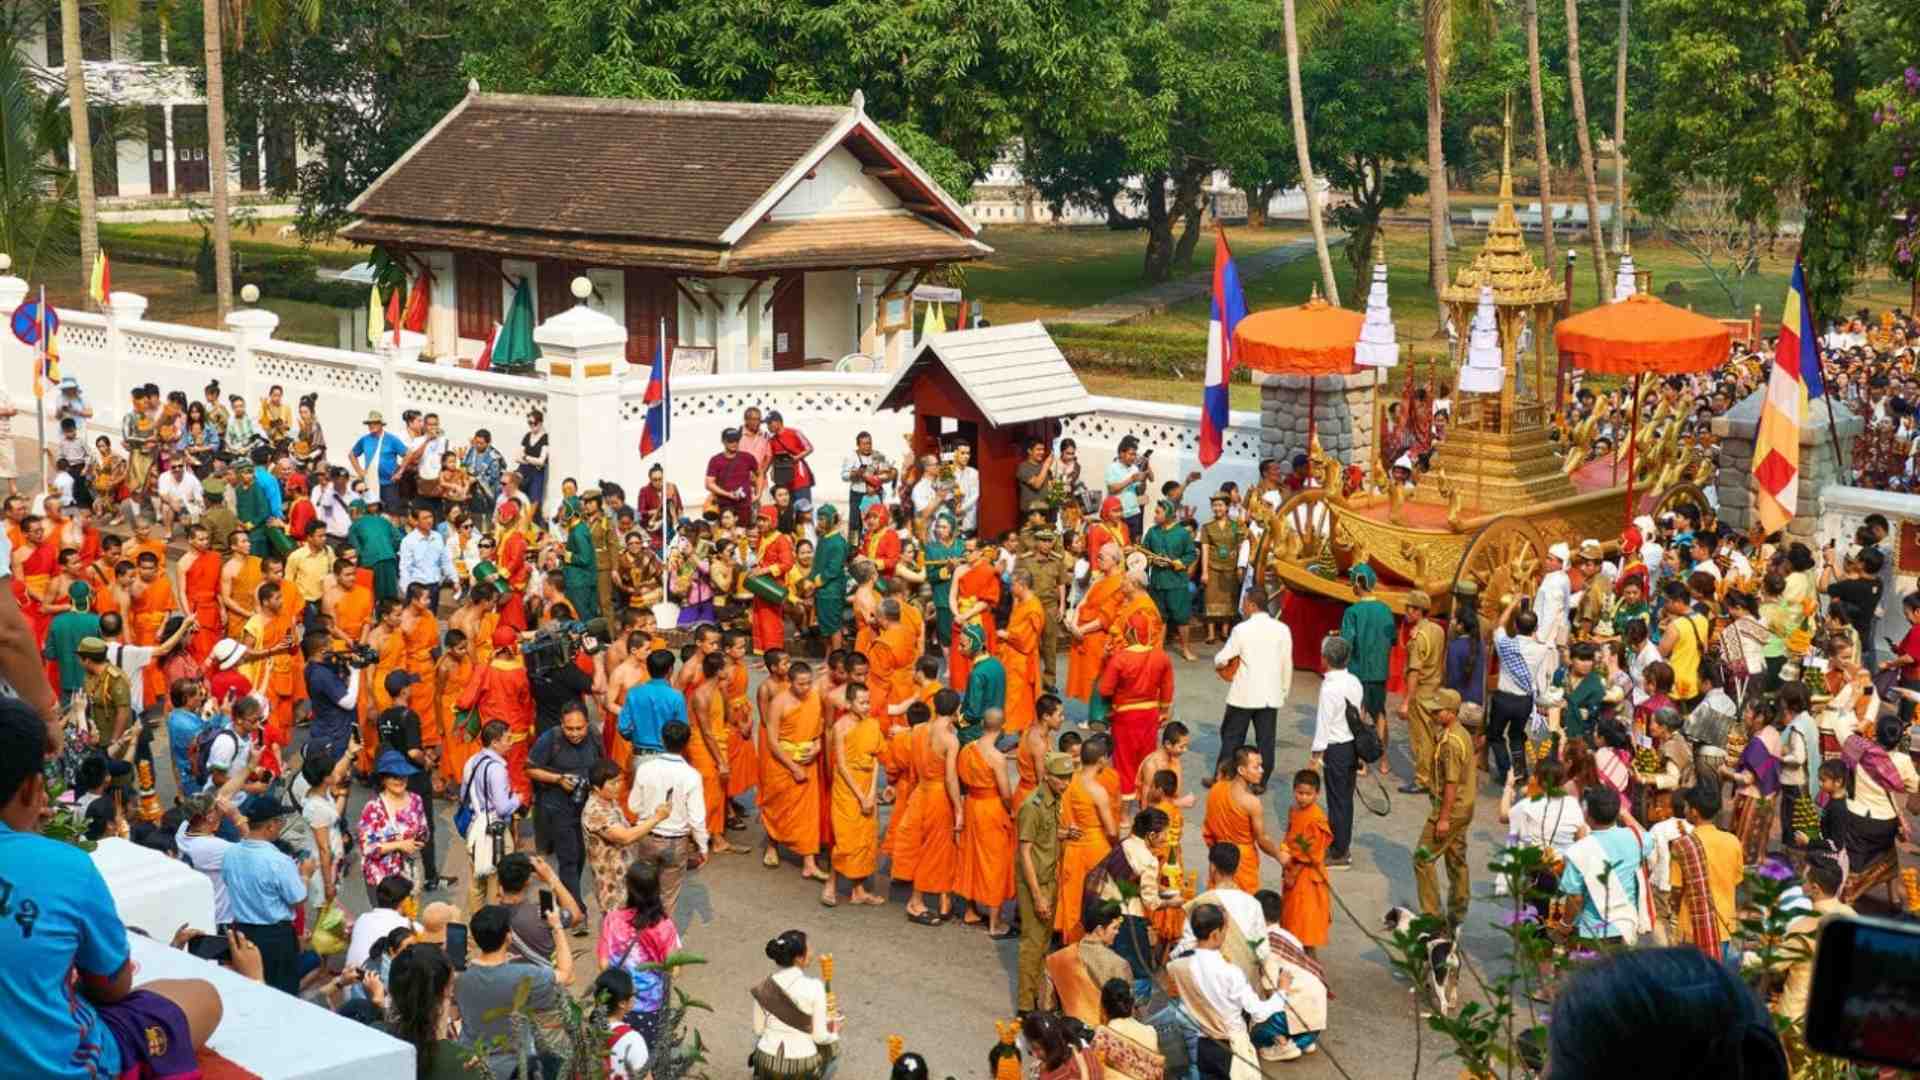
906,910,944,926
820,895,839,909
762,849,780,868
987,928,1017,940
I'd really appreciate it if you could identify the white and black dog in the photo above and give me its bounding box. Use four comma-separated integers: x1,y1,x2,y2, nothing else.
1385,905,1460,1016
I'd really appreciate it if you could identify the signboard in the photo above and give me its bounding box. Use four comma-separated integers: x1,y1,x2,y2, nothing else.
670,346,716,375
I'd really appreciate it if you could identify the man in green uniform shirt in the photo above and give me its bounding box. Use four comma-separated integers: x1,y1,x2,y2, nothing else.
1015,529,1069,693
1015,752,1073,1012
200,478,241,552
811,506,850,652
44,582,103,702
562,498,600,621
1340,565,1397,777
1401,589,1445,795
1143,499,1197,661
347,496,402,603
1415,688,1477,929
231,465,275,558
584,489,617,620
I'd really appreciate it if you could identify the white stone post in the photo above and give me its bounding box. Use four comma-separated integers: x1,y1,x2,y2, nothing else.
225,285,279,408
0,261,28,416
102,290,151,433
535,279,629,508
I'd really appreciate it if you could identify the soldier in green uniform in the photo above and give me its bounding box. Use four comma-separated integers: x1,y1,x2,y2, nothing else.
1015,528,1069,694
1414,687,1477,930
1015,752,1073,1013
1142,498,1198,661
1401,589,1446,795
584,488,617,619
562,499,600,620
200,477,240,553
812,505,850,652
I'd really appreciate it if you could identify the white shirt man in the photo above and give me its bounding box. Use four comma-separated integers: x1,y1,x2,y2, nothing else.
628,749,710,857
1216,605,1293,708
1312,663,1362,756
157,464,206,522
313,477,354,541
1533,542,1573,648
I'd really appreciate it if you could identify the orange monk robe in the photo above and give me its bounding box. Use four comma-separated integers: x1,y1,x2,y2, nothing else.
1147,796,1188,943
1280,803,1333,948
750,532,794,653
457,655,536,802
1109,591,1164,655
130,538,167,566
899,599,925,663
1066,574,1124,703
226,558,262,638
954,742,1015,909
128,574,177,705
948,564,1001,690
830,714,885,880
761,690,826,855
358,631,406,771
683,682,730,841
1012,735,1042,809
1054,775,1112,942
244,607,305,764
891,725,958,895
437,657,477,789
1200,781,1261,893
724,663,758,798
182,553,223,663
997,594,1045,734
334,586,374,643
866,620,917,728
878,725,918,858
403,612,439,726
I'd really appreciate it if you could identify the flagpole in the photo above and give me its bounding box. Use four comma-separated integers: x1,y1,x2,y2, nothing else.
35,286,47,488
1808,304,1847,482
659,316,670,557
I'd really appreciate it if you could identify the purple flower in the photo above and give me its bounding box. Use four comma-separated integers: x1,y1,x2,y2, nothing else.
1498,909,1540,928
1897,164,1910,179
1758,857,1795,883
1569,948,1601,963
1907,66,1920,91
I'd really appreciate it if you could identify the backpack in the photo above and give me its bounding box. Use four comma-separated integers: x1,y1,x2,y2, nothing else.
188,726,238,785
1347,699,1384,764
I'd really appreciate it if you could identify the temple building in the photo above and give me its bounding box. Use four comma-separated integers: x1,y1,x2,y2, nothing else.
342,87,990,372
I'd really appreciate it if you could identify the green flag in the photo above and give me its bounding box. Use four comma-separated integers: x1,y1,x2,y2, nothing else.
490,278,542,373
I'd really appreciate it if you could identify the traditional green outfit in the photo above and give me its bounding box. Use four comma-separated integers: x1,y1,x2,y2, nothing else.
926,530,965,643
1562,669,1607,742
1199,517,1243,619
563,518,600,620
812,528,849,635
234,479,273,557
957,623,1002,745
1143,518,1196,627
1612,600,1651,643
347,508,402,602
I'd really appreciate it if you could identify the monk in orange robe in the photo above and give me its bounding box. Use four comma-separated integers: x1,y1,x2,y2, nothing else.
1280,771,1334,949
824,682,886,906
723,638,758,801
996,577,1045,734
179,527,223,662
243,582,305,766
954,714,1015,933
1146,768,1189,944
761,661,828,878
1109,578,1165,654
1067,548,1124,703
1054,740,1118,942
1201,753,1271,893
948,550,1001,691
893,702,961,922
364,600,406,772
402,587,439,725
749,518,794,653
435,635,476,791
457,626,537,803
866,601,917,723
223,539,262,639
684,652,737,849
127,554,177,706
878,704,923,858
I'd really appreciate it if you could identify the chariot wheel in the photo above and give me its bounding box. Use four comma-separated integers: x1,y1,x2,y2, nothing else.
1651,481,1711,524
1254,488,1334,596
1452,515,1548,622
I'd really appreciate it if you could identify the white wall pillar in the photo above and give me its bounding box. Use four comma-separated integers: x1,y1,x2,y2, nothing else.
535,282,630,508
162,104,176,195
226,290,278,409
708,279,752,374
0,264,29,412
423,250,457,362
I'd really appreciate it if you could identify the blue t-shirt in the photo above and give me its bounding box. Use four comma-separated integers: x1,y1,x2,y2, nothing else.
1557,825,1653,939
0,822,128,1077
616,680,685,754
350,431,407,485
166,708,206,795
221,839,306,925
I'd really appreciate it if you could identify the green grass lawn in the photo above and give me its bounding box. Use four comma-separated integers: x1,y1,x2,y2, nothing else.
966,223,1310,324
41,261,345,348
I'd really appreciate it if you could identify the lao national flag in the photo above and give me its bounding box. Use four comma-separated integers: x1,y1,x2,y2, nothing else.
640,329,671,455
1201,230,1246,467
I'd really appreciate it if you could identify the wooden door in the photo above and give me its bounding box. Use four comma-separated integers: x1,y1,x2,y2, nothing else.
171,106,209,193
145,107,168,194
771,273,805,370
455,253,504,341
624,270,679,368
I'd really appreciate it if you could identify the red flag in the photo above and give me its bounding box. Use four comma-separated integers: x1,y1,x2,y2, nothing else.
386,286,403,346
401,278,429,333
474,321,501,371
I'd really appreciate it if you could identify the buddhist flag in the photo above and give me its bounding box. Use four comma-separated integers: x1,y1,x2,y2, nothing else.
89,252,111,305
366,285,384,347
1752,258,1826,532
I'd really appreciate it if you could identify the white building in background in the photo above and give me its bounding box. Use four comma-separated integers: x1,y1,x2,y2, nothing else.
19,2,308,204
967,143,1313,226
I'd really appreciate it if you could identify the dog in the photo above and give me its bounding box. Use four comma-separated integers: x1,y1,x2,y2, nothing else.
1384,905,1459,1016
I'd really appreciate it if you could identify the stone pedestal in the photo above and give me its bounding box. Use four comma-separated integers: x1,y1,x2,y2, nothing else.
1711,387,1864,543
1257,370,1378,465
535,302,628,501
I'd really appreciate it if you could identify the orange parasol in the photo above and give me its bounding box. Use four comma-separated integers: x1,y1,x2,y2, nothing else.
1554,292,1729,376
1234,293,1363,455
1553,292,1731,530
1234,293,1365,376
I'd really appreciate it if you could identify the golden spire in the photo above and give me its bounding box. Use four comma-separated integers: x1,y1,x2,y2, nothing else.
1437,85,1564,308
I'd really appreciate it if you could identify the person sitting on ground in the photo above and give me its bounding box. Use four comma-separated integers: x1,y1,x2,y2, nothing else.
0,697,225,1077
1092,978,1164,1080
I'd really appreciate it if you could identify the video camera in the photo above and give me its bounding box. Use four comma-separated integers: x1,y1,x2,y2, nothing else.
522,618,611,677
320,643,379,675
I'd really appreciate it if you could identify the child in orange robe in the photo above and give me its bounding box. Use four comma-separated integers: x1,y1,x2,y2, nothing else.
1280,769,1333,950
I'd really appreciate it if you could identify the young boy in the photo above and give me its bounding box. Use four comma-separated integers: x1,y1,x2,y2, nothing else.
1133,720,1194,808
1796,760,1852,854
1279,769,1332,951
1645,789,1691,946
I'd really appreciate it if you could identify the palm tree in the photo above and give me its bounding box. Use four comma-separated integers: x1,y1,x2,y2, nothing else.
1611,0,1628,253
1283,0,1339,305
0,26,80,280
1524,0,1555,270
1420,0,1451,293
1563,0,1609,302
58,0,99,298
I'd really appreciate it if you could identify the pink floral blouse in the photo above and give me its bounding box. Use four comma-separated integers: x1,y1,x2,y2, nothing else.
356,791,428,888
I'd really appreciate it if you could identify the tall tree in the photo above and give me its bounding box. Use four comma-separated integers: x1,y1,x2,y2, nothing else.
1420,0,1451,293
1611,0,1628,252
0,11,80,281
202,0,231,316
1562,0,1608,302
1524,0,1555,269
1283,0,1338,303
58,0,99,298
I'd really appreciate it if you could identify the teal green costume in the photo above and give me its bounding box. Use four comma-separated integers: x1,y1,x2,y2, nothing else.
1143,520,1196,627
956,624,1001,745
813,529,850,636
1339,596,1396,683
926,531,965,644
563,518,600,620
347,506,402,602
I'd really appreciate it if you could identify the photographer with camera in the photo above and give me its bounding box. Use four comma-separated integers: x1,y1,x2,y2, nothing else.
526,700,602,915
460,720,524,913
376,671,445,892
301,629,364,762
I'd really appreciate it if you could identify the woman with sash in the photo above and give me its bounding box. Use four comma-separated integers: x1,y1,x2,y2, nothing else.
750,930,840,1079
948,545,1001,692
857,498,899,585
1726,695,1784,867
923,513,964,647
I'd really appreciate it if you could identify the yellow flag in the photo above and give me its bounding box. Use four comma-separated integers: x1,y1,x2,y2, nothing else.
367,285,384,347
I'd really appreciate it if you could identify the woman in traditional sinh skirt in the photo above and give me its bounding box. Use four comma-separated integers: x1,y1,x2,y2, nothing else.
1726,697,1784,867
750,930,840,1079
1197,496,1242,645
1835,715,1919,902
